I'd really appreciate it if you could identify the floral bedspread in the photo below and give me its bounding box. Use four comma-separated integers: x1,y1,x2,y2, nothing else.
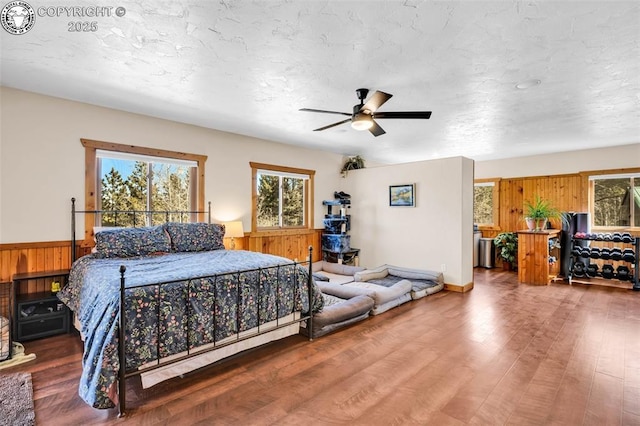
58,250,323,409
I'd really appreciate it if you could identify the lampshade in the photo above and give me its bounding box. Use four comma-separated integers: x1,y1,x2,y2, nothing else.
351,113,373,131
224,221,245,238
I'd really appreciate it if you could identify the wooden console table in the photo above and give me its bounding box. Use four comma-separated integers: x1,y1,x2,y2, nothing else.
517,229,561,285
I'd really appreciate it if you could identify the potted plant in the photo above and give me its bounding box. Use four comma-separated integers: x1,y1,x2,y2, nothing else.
493,232,518,270
341,155,365,177
523,195,565,231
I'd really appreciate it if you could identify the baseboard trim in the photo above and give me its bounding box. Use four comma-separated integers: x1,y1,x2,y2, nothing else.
444,281,474,293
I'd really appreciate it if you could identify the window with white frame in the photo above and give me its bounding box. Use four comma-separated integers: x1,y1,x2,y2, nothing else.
590,172,640,228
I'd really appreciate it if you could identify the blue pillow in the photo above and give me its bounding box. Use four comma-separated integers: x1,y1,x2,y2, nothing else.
94,225,171,258
165,222,226,252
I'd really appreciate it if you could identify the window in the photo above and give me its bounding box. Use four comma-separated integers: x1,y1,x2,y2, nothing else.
590,172,640,228
250,162,315,231
82,139,207,235
474,179,500,227
97,150,197,226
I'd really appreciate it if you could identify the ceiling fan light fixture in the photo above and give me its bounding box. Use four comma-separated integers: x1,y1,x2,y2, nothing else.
351,113,373,131
301,88,430,137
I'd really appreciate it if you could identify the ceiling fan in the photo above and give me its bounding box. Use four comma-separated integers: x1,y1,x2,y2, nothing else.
300,88,432,137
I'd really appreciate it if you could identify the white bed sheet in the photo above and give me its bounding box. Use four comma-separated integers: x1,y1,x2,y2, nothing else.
75,312,302,388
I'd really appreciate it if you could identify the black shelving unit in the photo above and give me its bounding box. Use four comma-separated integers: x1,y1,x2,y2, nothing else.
13,270,70,341
321,196,359,265
567,233,639,291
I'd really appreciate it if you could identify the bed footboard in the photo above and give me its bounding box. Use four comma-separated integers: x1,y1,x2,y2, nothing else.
116,246,315,417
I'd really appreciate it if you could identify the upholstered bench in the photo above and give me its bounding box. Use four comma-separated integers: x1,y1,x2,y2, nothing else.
300,281,374,338
354,265,444,300
312,261,365,285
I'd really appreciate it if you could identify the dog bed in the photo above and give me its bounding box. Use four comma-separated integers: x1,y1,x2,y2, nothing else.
300,285,374,338
312,261,365,285
319,279,412,316
354,265,444,300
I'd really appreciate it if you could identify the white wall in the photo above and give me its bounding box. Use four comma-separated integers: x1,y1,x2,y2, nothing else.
0,87,345,243
0,88,3,242
475,143,640,179
11,85,628,284
342,156,475,286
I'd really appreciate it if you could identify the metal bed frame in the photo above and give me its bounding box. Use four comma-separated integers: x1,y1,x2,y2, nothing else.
70,198,314,416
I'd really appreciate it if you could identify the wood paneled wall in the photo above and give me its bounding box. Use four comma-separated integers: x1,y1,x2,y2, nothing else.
0,241,73,283
0,230,325,292
484,173,586,238
245,231,323,262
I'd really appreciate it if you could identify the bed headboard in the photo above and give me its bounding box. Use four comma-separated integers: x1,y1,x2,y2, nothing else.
71,197,212,262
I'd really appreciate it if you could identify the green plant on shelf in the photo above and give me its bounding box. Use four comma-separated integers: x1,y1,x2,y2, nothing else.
340,155,365,177
523,195,568,231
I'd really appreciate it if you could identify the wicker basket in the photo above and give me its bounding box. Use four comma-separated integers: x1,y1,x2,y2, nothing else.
0,282,12,361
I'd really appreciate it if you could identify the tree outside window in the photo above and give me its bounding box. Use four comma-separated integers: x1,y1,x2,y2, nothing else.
251,162,314,231
256,174,280,227
474,180,499,227
591,173,640,228
282,177,304,226
98,153,195,226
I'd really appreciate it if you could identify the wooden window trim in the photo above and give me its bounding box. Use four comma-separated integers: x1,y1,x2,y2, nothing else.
81,138,207,243
250,162,315,234
580,167,640,231
474,178,501,230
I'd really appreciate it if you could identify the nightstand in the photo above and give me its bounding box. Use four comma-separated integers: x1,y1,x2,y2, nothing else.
13,270,70,341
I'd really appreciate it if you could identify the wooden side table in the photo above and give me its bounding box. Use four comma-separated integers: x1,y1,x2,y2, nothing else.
517,230,561,285
12,270,70,341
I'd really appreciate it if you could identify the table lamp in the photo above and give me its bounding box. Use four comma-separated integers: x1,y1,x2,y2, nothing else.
224,221,244,250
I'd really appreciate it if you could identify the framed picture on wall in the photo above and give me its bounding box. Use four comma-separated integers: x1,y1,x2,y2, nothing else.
389,184,415,207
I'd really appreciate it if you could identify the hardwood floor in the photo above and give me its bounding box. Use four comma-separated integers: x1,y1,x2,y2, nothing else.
8,269,640,425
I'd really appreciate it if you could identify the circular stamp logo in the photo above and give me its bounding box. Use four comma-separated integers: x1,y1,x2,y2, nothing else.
1,1,35,35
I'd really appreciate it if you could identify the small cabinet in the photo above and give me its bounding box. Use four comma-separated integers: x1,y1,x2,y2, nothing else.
517,229,561,285
13,270,70,341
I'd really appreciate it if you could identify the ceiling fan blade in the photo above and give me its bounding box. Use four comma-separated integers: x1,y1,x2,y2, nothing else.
360,91,393,113
300,108,351,116
313,118,352,131
368,120,386,137
374,111,432,119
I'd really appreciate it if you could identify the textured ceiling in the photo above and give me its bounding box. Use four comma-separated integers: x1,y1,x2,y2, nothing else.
1,1,639,164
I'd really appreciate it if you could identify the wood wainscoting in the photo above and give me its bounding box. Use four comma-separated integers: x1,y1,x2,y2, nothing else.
225,229,324,263
0,229,325,294
0,241,75,291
